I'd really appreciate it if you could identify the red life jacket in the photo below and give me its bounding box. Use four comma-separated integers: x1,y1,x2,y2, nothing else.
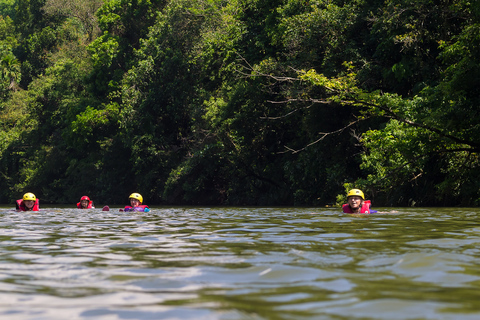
124,205,149,212
16,199,40,211
342,200,371,214
77,201,94,209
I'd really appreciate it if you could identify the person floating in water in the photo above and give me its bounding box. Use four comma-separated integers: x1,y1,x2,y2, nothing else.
77,196,95,209
120,193,150,212
342,189,377,214
16,193,40,212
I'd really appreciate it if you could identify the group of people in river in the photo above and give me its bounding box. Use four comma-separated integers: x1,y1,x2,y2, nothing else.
16,192,150,212
15,188,383,214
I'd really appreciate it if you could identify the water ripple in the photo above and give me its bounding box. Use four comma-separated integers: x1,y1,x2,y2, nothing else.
0,206,478,319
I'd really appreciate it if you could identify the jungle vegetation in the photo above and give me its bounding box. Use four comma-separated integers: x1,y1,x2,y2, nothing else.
0,0,479,206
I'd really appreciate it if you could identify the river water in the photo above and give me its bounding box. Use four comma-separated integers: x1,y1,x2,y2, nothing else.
0,206,479,320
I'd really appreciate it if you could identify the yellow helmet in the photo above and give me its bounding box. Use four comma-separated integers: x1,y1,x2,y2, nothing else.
129,193,143,204
347,189,364,199
23,192,36,201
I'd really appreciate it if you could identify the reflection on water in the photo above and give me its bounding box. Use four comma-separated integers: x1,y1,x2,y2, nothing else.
0,206,479,319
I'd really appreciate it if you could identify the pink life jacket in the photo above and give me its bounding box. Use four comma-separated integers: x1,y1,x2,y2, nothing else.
124,205,149,212
342,200,371,214
77,200,94,209
16,199,40,211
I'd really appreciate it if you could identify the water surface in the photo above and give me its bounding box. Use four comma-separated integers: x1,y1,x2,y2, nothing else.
0,206,479,319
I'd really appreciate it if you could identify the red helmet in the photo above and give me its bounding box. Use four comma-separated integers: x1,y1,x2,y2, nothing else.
81,196,90,201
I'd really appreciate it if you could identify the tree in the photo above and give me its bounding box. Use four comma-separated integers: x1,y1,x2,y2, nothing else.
14,0,48,38
295,5,480,205
0,0,16,19
0,15,20,98
42,0,104,41
86,0,166,95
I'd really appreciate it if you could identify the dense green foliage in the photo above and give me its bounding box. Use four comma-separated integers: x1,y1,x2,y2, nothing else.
0,0,479,206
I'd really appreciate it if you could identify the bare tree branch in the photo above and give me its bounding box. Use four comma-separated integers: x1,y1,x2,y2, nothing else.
278,118,365,154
